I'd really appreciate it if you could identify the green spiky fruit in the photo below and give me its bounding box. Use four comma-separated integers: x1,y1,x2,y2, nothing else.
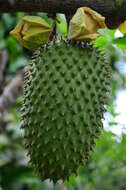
21,41,111,182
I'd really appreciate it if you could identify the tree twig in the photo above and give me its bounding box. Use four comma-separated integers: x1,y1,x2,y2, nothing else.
1,0,126,28
58,180,67,190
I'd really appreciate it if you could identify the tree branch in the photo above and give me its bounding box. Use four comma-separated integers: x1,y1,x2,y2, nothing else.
0,69,25,127
1,0,126,28
0,50,8,94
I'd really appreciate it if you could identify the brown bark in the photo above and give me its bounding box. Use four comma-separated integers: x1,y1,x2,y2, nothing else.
0,0,126,28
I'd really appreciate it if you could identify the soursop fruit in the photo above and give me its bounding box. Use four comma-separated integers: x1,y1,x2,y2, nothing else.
21,41,112,182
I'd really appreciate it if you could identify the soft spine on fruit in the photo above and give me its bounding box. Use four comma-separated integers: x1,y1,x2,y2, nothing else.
21,41,112,182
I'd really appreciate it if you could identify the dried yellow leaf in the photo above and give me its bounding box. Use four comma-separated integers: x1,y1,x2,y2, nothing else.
118,21,126,34
68,7,106,40
10,16,52,50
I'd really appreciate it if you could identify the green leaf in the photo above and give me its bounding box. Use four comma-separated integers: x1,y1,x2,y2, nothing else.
114,36,126,50
56,14,67,36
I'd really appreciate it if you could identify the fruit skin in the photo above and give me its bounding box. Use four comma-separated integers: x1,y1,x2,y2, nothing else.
21,41,112,182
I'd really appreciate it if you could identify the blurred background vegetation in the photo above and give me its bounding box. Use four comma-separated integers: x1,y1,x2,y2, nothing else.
0,13,126,190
